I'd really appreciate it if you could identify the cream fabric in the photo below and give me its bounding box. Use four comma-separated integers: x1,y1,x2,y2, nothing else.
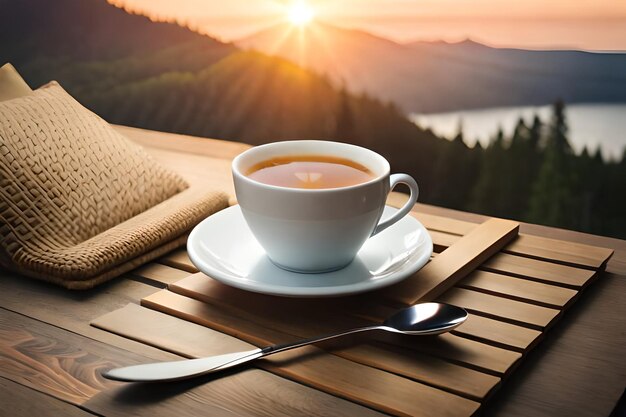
0,81,228,288
0,63,33,101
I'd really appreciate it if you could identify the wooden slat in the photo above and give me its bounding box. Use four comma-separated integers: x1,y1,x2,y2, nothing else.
354,300,539,353
158,249,198,273
170,275,369,337
391,194,615,272
388,193,477,237
92,304,255,356
438,288,560,330
170,274,521,375
385,332,521,376
152,208,605,288
408,222,614,274
504,234,614,270
393,196,614,274
384,218,519,305
138,291,480,417
131,263,191,287
481,252,596,288
425,234,605,288
459,270,578,309
479,272,626,417
262,347,480,417
450,314,541,352
95,304,497,402
412,212,477,236
335,343,500,401
429,230,461,252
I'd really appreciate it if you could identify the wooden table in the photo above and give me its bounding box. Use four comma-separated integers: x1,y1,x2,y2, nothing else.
1,125,624,417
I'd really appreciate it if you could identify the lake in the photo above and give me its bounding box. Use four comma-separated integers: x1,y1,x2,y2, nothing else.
410,104,626,161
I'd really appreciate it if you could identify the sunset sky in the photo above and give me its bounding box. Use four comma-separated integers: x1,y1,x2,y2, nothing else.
112,0,626,51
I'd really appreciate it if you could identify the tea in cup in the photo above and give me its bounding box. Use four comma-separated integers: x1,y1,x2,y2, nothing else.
232,140,419,273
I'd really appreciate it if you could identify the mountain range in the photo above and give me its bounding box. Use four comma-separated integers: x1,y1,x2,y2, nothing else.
237,22,626,113
1,0,624,238
0,0,445,197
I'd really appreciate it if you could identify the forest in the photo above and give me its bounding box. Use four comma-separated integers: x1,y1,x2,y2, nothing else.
2,0,624,239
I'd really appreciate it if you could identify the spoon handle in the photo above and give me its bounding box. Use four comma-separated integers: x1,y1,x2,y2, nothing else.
103,349,264,382
262,325,384,355
103,325,382,383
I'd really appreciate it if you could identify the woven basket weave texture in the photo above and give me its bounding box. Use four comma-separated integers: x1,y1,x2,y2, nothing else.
0,82,228,288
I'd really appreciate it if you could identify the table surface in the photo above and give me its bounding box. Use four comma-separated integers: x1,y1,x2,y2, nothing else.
1,125,624,417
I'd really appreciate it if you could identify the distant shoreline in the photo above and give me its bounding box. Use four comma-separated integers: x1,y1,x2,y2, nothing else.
411,103,626,161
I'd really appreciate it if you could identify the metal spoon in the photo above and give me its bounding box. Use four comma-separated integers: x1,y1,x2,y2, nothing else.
103,302,467,383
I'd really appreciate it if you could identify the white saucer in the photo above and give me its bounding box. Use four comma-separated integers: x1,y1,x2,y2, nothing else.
187,205,433,297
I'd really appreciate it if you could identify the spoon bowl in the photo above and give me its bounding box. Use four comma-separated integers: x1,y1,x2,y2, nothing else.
383,303,468,335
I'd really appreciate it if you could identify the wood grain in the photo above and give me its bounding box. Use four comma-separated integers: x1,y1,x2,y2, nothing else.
449,314,541,352
158,248,198,273
384,218,519,305
90,305,388,417
504,234,614,270
0,270,176,362
0,300,392,417
146,147,237,198
481,252,596,288
334,343,500,401
0,272,381,416
395,190,625,274
459,270,578,308
1,125,622,417
438,288,560,330
117,124,251,160
411,211,477,236
481,272,626,417
388,193,476,237
412,202,626,275
390,192,615,274
169,274,522,375
345,292,541,352
429,230,461,252
85,366,387,417
390,193,614,273
118,298,482,417
131,263,191,287
0,307,129,404
92,303,260,357
95,306,498,402
0,377,96,417
94,305,497,401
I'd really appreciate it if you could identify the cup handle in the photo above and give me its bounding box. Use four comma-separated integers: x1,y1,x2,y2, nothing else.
371,173,419,237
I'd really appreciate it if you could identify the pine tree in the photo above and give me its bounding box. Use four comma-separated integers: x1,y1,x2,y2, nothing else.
468,127,510,216
504,117,542,219
431,123,481,210
334,86,355,141
529,115,542,149
526,101,578,229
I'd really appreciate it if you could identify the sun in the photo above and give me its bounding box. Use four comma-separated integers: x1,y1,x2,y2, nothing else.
287,1,315,26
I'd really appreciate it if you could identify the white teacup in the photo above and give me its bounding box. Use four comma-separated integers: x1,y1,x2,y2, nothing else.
232,140,419,273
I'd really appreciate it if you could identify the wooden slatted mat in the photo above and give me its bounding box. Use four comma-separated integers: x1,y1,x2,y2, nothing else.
92,214,613,417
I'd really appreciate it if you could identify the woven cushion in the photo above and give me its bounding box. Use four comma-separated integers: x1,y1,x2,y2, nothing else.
0,81,228,289
0,63,33,101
